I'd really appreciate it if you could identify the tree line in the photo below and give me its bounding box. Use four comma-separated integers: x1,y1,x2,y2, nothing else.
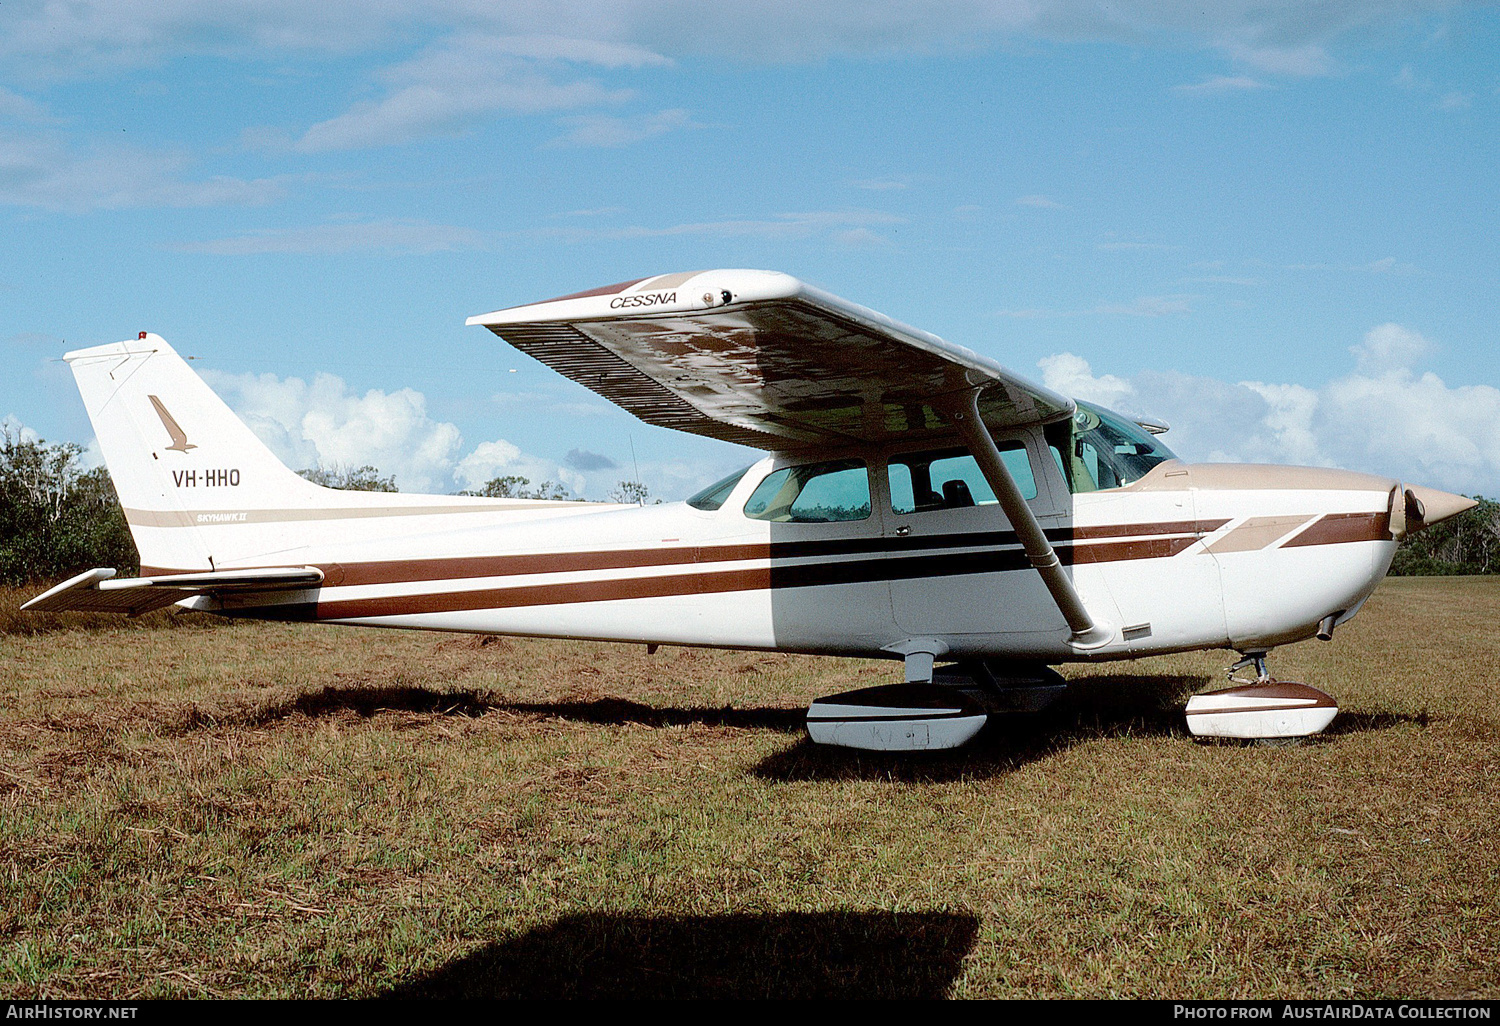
0,431,660,585
4,428,1497,585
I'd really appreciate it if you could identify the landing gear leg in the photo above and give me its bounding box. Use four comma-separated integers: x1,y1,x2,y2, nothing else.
1227,651,1271,685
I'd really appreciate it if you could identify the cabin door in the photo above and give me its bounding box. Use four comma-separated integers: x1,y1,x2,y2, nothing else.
883,432,1071,636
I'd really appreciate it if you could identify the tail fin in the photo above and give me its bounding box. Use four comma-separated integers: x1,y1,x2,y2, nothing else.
67,333,326,572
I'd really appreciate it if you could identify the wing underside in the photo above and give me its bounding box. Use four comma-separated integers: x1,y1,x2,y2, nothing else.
468,270,1073,449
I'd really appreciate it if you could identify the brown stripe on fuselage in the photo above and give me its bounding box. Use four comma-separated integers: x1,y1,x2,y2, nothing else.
1280,510,1392,548
143,519,1227,588
1067,535,1200,564
267,530,1211,621
157,508,1393,623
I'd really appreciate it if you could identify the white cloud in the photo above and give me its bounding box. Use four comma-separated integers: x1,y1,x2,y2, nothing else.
1217,40,1331,77
1393,65,1428,90
1,3,1447,81
545,108,699,148
200,367,615,496
0,4,998,71
294,32,653,152
538,207,906,245
1174,75,1270,94
0,86,52,121
1438,91,1472,110
0,129,285,212
171,218,487,255
1,414,42,445
1350,322,1431,373
1037,353,1135,410
1038,322,1500,494
203,369,466,492
1277,256,1420,275
454,439,584,496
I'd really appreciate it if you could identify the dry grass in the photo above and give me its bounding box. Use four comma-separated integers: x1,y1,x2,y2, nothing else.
0,579,1495,998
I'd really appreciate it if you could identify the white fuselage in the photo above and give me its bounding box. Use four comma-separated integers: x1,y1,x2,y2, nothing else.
187,450,1399,665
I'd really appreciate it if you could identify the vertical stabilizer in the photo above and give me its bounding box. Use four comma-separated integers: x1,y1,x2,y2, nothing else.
66,334,325,571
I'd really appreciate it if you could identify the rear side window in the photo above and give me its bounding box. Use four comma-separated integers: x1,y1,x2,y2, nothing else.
743,460,871,522
888,444,1035,515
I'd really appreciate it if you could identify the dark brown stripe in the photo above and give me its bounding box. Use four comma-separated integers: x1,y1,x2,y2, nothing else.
1065,519,1224,541
1067,536,1199,564
313,566,772,619
303,534,1199,620
1280,511,1392,548
143,518,1224,588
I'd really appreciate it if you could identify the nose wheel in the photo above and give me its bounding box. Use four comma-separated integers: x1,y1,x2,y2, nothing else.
1184,650,1339,739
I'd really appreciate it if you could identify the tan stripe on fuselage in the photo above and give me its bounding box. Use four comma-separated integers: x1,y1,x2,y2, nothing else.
123,501,583,528
1128,461,1397,492
1205,515,1314,554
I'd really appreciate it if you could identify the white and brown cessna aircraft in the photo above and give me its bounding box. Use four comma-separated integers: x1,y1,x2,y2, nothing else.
25,270,1474,750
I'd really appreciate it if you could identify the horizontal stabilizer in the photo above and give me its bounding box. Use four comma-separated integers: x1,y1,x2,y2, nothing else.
23,566,324,617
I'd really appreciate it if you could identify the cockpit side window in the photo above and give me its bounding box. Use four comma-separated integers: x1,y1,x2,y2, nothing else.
1045,401,1177,493
743,459,871,523
888,443,1035,515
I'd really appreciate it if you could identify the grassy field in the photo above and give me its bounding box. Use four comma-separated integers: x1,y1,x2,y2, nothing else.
1,577,1496,999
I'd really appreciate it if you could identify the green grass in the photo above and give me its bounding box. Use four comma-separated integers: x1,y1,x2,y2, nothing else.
0,579,1496,998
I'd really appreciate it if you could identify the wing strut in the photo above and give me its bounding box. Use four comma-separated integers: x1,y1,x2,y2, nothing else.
943,388,1114,651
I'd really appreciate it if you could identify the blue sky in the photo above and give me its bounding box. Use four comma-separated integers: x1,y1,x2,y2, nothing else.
3,1,1498,498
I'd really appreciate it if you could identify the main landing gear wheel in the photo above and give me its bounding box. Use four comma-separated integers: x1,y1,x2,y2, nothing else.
805,683,988,752
1184,651,1339,740
803,660,1066,752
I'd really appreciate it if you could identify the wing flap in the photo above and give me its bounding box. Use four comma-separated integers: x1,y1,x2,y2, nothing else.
23,566,325,616
468,270,1073,449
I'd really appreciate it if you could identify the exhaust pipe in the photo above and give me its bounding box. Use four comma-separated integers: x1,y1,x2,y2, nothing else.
1316,614,1338,642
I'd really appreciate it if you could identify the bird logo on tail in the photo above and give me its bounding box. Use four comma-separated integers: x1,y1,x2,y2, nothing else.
148,395,197,453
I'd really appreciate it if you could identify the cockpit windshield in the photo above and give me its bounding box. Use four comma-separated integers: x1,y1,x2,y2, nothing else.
1047,401,1177,492
686,465,752,511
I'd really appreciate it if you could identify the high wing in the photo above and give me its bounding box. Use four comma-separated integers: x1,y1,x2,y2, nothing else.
22,567,324,616
466,270,1073,449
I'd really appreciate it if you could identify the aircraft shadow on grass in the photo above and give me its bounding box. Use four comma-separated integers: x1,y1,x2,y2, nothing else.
383,909,980,999
223,678,1425,785
751,674,1427,783
231,685,805,732
753,673,1211,782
